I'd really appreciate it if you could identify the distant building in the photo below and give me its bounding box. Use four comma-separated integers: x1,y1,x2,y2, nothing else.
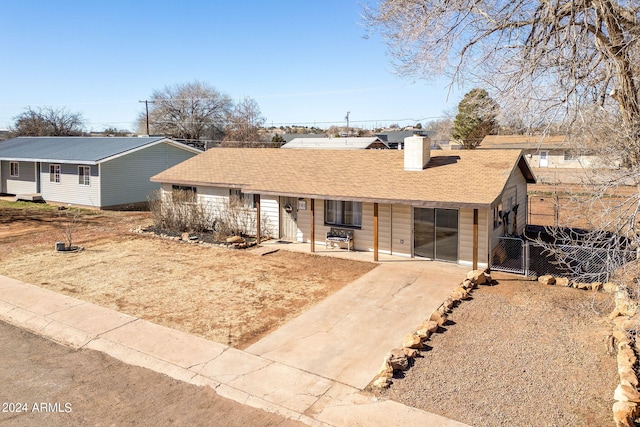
375,130,432,149
282,137,389,150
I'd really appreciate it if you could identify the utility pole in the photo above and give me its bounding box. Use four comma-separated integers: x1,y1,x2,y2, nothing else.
139,100,152,135
345,111,350,136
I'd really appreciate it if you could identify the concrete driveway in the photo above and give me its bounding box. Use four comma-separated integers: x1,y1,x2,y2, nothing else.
247,260,469,389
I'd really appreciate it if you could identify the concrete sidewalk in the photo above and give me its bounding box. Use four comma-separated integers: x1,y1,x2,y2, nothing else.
0,270,469,427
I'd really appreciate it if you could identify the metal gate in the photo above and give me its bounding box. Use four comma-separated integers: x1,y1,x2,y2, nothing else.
490,237,527,275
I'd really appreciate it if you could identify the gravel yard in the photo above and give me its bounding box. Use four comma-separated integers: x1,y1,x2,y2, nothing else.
377,278,618,426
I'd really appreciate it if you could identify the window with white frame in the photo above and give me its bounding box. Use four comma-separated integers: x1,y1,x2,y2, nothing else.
78,166,90,186
229,189,256,208
9,162,19,177
171,185,197,202
563,150,578,161
324,200,362,228
49,164,61,183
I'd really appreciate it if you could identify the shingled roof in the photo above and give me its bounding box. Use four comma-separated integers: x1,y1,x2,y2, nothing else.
151,148,535,209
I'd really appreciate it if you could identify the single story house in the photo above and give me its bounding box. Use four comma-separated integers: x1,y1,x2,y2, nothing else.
151,136,535,267
477,135,600,169
282,137,389,150
0,136,200,209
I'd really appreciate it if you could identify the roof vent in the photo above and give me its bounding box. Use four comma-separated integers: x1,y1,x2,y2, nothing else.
403,135,431,170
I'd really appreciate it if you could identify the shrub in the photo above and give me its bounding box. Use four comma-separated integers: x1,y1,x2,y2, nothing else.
148,189,214,233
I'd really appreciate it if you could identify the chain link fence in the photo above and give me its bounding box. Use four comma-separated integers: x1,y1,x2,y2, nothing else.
491,236,637,281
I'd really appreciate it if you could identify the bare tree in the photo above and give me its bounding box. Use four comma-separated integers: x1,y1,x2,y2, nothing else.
222,97,266,143
12,106,85,136
366,1,640,298
364,1,640,140
424,116,453,145
138,81,233,141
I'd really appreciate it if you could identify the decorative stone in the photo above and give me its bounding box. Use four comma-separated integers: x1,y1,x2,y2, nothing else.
388,348,409,371
429,310,447,326
538,275,555,285
181,232,190,241
575,282,591,290
377,361,394,379
618,348,637,367
461,278,474,290
450,290,464,302
619,366,639,387
614,383,640,403
604,282,619,293
620,316,640,332
441,297,455,311
614,329,629,343
454,286,471,299
402,334,424,349
418,320,439,334
403,347,419,358
226,235,244,244
372,377,391,389
466,270,487,285
555,277,570,287
613,401,639,427
415,327,431,340
591,282,603,291
437,303,449,315
617,300,639,317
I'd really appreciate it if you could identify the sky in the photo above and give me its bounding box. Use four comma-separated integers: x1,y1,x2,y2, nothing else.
0,0,464,132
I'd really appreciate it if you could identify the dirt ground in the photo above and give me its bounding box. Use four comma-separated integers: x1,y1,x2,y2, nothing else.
377,277,619,427
0,201,376,349
0,320,303,427
527,182,636,228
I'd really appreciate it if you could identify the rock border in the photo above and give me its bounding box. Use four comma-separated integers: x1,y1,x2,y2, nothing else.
369,268,489,390
131,226,259,250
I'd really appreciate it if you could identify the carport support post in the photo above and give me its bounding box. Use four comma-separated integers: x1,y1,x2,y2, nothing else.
310,199,315,252
256,194,261,245
473,208,478,270
374,202,379,262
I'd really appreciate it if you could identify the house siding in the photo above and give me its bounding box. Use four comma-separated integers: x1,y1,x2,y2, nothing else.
391,204,412,256
490,163,530,256
458,208,489,268
526,149,600,169
1,160,37,195
100,143,197,207
41,162,101,206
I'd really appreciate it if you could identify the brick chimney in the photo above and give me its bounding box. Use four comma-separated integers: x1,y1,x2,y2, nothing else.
403,135,431,170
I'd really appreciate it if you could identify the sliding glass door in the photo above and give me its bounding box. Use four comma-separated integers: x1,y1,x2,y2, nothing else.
413,208,458,262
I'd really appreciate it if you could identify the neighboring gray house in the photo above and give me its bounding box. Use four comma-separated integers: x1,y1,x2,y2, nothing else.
376,130,432,149
282,137,389,150
0,137,200,209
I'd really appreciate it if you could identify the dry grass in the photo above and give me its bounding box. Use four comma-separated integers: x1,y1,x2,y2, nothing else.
0,202,376,348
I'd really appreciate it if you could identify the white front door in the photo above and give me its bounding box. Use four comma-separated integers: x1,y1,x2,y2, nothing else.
279,196,298,240
539,151,549,167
